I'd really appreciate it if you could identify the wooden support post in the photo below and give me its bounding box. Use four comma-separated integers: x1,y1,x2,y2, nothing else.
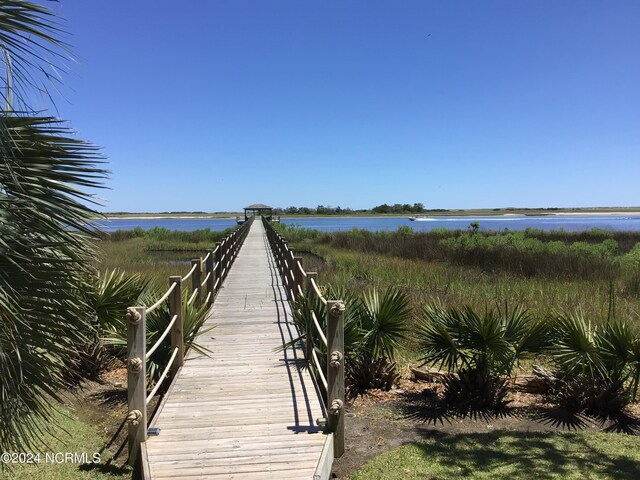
232,230,239,259
205,249,214,306
282,242,291,300
215,242,222,288
191,259,202,307
169,276,184,374
273,235,280,264
293,256,303,300
305,272,318,362
222,239,229,278
327,300,345,458
126,306,147,466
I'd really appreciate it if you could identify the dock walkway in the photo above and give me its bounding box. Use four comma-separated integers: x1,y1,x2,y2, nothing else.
144,220,330,479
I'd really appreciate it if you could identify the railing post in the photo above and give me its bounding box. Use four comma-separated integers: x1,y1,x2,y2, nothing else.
282,242,291,299
221,239,228,279
327,300,345,458
215,241,222,288
233,230,239,259
191,258,202,307
169,276,184,375
294,256,303,300
305,272,318,362
206,249,214,307
126,306,147,466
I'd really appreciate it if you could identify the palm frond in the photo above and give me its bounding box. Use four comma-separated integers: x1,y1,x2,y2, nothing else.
360,287,411,360
417,303,462,373
0,116,105,452
597,320,634,383
0,0,72,112
90,269,150,331
552,310,605,379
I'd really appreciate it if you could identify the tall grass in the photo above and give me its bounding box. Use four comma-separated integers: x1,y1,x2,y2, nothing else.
275,224,640,358
94,228,227,289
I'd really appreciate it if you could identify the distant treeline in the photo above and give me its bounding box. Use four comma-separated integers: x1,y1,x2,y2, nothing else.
105,211,210,215
276,203,429,215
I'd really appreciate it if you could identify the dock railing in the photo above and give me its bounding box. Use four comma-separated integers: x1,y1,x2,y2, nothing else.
124,216,254,466
262,217,345,458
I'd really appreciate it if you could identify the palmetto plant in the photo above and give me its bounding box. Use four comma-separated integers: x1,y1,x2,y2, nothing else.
291,285,361,374
359,288,411,360
90,269,151,331
63,269,152,384
0,1,107,453
418,303,550,377
550,310,640,417
291,285,411,396
417,303,551,413
96,269,212,384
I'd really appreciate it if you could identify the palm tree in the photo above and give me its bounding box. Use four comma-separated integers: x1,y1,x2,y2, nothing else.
0,1,106,453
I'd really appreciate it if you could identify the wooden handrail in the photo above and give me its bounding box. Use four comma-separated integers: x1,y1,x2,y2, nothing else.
146,314,178,360
181,262,198,282
309,277,328,305
261,216,345,458
201,271,211,288
147,281,177,314
146,347,179,404
311,311,328,347
125,216,254,467
187,287,199,306
312,348,328,391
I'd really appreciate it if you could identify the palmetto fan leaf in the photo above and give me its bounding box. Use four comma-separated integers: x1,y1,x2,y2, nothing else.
360,287,411,360
418,303,543,377
0,114,106,453
459,306,514,374
552,310,606,379
598,320,635,382
417,303,461,372
90,269,151,332
0,1,72,112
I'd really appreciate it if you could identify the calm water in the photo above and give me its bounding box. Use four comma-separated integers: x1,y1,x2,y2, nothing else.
100,215,640,233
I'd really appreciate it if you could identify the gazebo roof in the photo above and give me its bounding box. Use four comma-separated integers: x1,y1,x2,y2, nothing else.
244,203,273,210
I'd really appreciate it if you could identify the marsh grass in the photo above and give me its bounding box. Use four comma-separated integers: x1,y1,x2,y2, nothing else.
279,225,640,280
95,227,231,288
95,238,214,290
275,225,640,359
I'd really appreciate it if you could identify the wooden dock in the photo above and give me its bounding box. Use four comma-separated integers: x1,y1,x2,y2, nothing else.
143,220,332,479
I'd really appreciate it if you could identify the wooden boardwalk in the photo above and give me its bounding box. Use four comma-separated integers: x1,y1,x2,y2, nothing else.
144,220,331,479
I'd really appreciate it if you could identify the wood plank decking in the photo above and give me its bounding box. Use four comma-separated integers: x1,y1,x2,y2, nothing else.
145,220,330,479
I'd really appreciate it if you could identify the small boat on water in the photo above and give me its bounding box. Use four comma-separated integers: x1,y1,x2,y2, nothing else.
408,216,434,221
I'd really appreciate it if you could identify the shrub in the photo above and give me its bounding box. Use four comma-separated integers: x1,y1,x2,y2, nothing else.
442,368,511,415
549,375,629,420
97,269,211,384
417,303,550,413
290,285,411,397
346,354,400,397
549,310,640,418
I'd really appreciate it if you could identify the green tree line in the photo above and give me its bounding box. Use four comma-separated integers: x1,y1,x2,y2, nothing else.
277,202,429,215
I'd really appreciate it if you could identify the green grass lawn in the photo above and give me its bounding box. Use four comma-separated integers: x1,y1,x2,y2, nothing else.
350,431,640,480
4,406,130,480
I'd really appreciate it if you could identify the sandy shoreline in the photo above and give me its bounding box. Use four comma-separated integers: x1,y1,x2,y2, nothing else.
549,212,640,217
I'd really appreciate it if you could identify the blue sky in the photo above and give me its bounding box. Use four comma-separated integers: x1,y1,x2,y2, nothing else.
51,1,639,212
